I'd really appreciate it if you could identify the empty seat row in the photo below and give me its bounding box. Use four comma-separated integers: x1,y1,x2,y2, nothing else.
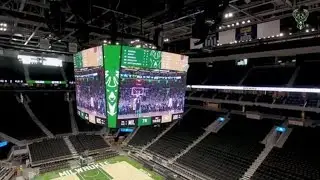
39,161,69,174
128,124,168,147
69,135,109,153
252,127,320,180
188,91,320,108
29,138,72,163
92,150,118,161
147,109,219,159
176,116,273,180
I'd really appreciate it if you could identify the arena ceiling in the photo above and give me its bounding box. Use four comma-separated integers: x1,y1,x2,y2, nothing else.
0,0,319,53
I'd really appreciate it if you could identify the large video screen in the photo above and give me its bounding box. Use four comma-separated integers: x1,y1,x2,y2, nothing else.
74,45,188,128
74,46,103,68
75,67,106,125
117,68,186,127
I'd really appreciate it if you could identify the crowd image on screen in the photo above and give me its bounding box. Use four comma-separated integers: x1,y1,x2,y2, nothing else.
118,69,186,117
75,67,106,118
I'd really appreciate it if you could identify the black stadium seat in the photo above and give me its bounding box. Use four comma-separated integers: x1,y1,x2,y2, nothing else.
69,134,109,153
128,124,169,147
147,109,220,159
205,61,249,85
176,115,273,180
252,127,320,180
243,66,295,86
294,61,320,87
29,138,72,163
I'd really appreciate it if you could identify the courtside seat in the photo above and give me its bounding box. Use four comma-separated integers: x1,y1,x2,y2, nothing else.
40,161,69,173
252,127,320,180
92,150,118,161
128,124,168,147
176,116,273,180
29,138,72,163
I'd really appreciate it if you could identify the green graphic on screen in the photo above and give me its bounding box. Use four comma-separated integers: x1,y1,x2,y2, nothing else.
138,117,152,126
121,46,161,69
103,45,121,128
74,52,83,68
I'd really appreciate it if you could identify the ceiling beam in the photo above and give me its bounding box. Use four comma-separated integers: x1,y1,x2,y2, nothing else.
92,5,140,20
229,4,263,22
24,26,40,45
61,9,110,41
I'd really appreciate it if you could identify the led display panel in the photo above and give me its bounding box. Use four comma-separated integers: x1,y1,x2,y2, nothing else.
75,67,106,124
117,69,186,126
74,45,188,128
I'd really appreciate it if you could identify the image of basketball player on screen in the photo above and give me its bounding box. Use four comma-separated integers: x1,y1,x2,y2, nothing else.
118,68,186,119
75,67,106,123
133,94,142,116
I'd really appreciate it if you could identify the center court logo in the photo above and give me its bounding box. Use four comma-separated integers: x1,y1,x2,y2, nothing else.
59,162,109,177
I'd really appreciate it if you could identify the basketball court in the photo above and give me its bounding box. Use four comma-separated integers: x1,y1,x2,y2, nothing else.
34,156,164,180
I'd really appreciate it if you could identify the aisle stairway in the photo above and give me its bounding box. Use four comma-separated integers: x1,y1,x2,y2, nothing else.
241,145,273,180
63,136,78,156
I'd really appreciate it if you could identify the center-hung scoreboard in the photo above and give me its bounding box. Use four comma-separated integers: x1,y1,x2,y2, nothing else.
74,45,188,128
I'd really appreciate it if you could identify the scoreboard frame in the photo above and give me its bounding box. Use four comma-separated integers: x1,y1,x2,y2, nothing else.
74,45,188,128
